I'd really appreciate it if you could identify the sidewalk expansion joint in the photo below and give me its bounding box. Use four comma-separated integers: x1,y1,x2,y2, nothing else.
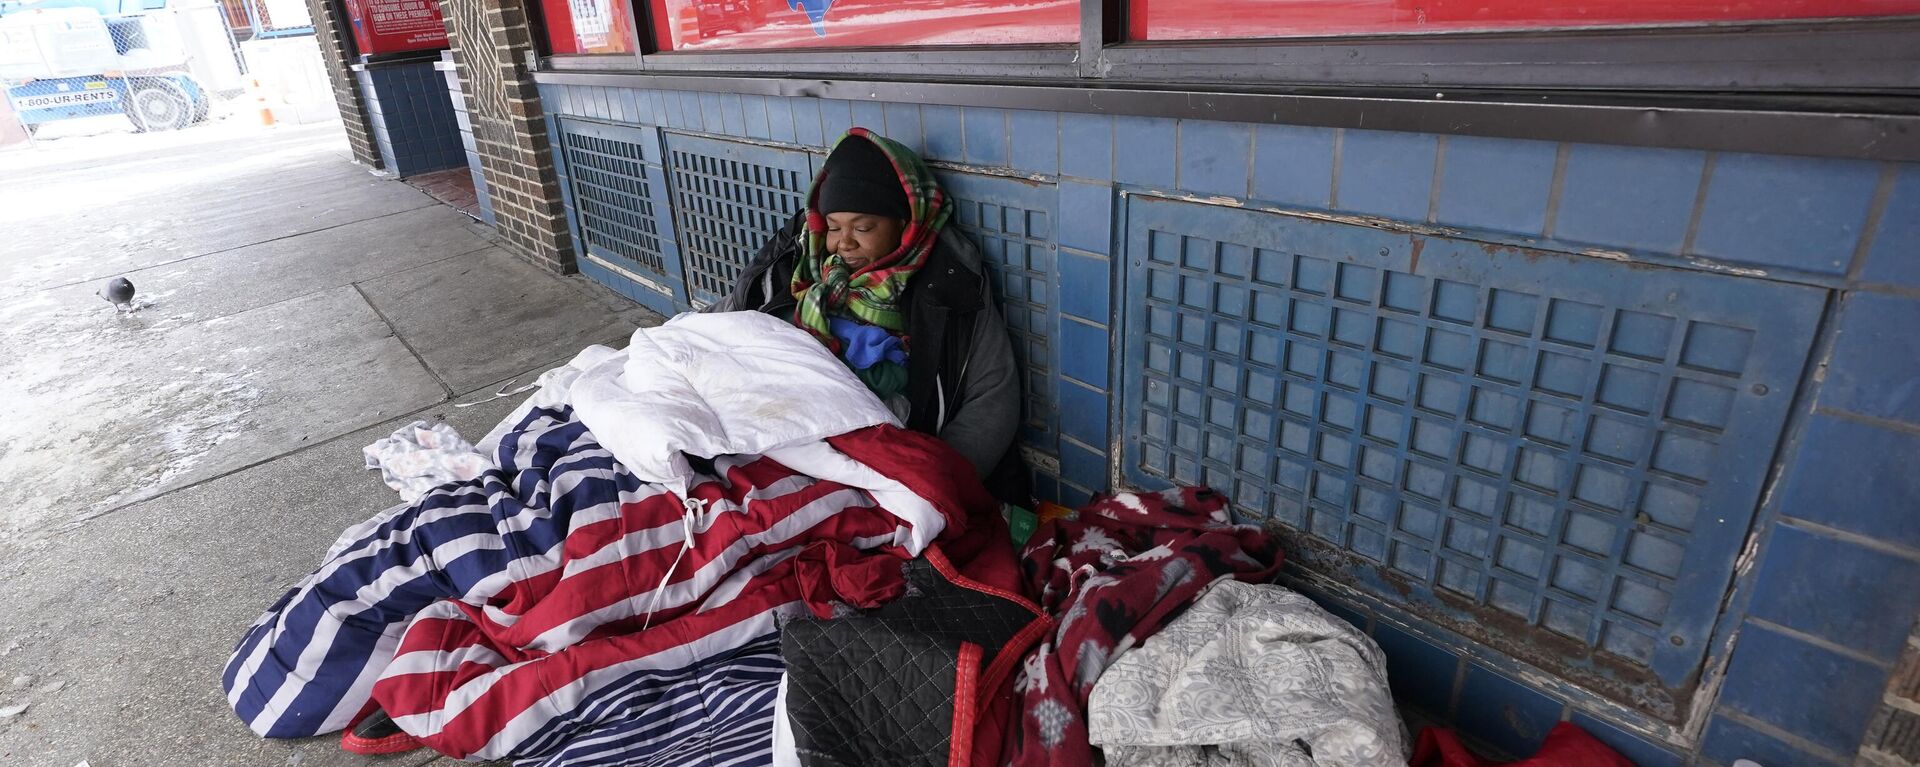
352,281,457,400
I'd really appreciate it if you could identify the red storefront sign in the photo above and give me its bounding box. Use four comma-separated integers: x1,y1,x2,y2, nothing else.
628,0,1918,53
542,0,639,54
645,0,1075,51
1129,0,1920,40
344,0,448,55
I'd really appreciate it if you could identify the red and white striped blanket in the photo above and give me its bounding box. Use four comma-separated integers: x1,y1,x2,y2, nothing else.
224,313,999,766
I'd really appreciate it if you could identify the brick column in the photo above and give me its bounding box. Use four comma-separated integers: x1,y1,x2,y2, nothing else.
302,0,382,168
1860,629,1920,766
436,0,576,273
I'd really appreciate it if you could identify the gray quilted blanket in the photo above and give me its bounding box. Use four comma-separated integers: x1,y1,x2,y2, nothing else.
1086,580,1410,767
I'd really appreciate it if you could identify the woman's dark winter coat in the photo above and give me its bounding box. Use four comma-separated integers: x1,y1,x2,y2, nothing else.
708,210,1024,495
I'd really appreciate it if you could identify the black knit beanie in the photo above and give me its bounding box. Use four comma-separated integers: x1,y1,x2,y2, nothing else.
817,136,910,220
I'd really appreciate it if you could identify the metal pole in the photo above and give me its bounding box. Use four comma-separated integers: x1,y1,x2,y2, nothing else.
243,0,264,40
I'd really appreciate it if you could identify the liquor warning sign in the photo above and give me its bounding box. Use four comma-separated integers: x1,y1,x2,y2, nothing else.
344,0,448,55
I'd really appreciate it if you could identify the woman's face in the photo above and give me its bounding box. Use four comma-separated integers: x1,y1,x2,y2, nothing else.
825,212,906,271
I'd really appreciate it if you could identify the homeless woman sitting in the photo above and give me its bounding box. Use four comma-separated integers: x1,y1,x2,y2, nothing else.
708,128,1024,502
257,127,1024,761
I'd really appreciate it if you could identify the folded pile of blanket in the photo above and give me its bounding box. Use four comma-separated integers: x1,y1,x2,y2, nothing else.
223,312,1003,765
222,310,1443,767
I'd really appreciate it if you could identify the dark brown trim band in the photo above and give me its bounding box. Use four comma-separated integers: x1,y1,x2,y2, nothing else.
629,46,1079,79
601,17,1920,91
1099,19,1920,92
530,70,1920,162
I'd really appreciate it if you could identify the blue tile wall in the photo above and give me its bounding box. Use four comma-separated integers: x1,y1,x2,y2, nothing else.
741,94,770,139
851,99,885,137
1436,136,1557,236
1715,622,1889,755
611,88,632,122
618,89,641,124
1007,110,1058,176
658,90,682,129
663,91,683,127
1823,292,1920,425
766,96,796,143
1176,120,1251,198
1746,523,1920,662
820,98,854,143
537,83,1920,767
602,88,621,121
697,92,722,131
684,92,706,130
1059,113,1112,181
1337,129,1438,221
791,98,824,146
1252,124,1335,210
1057,317,1108,387
468,162,495,224
1553,144,1706,254
1455,664,1566,757
1861,165,1919,288
920,104,963,160
1059,437,1107,492
1371,619,1461,716
1058,379,1109,450
356,61,464,178
1113,116,1176,188
1691,152,1881,275
1701,715,1850,767
1058,481,1093,509
879,102,921,148
962,107,1009,167
1056,250,1109,322
588,86,610,120
721,94,752,135
1778,414,1920,551
1057,181,1111,254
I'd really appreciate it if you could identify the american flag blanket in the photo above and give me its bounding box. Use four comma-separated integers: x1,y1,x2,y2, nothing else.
223,315,998,766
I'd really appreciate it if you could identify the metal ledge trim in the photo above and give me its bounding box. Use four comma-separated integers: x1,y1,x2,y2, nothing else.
530,71,1920,162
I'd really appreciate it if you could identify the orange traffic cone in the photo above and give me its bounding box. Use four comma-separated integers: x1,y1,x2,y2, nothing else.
250,77,275,126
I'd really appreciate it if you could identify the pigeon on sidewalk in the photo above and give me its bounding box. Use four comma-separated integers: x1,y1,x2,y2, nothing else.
100,276,135,313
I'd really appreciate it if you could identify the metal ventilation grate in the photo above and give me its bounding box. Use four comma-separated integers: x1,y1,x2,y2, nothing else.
560,127,669,277
950,189,1056,443
662,134,811,307
1120,194,1823,718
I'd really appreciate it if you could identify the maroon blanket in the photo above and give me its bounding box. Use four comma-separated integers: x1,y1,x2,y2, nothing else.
1001,487,1283,767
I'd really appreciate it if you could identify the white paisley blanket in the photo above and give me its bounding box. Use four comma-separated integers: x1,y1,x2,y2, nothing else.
1085,580,1410,767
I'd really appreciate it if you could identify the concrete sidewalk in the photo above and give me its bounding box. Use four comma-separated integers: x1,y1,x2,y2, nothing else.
0,122,657,766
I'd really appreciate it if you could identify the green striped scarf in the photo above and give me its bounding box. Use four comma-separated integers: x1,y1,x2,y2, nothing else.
789,128,950,354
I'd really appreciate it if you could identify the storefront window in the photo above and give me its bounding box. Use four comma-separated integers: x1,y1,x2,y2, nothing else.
646,0,1076,51
1128,0,1920,41
544,0,638,54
